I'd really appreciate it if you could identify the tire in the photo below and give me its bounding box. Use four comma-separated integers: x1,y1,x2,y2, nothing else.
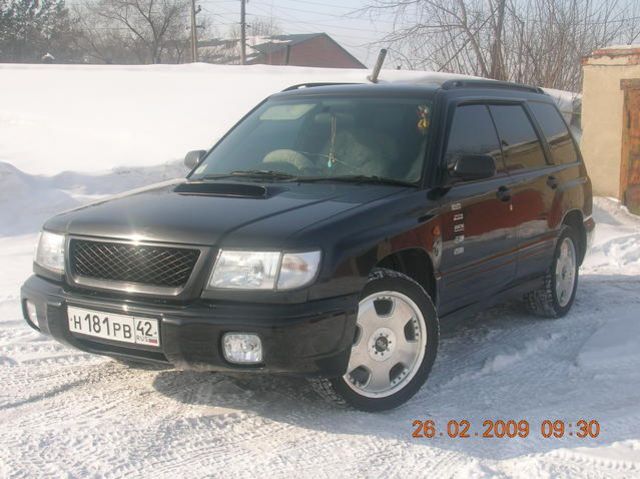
525,226,580,318
310,268,439,412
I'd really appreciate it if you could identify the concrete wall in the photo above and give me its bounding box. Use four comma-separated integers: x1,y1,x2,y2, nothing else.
582,49,640,198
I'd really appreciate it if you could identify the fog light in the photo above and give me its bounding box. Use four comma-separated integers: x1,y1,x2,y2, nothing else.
223,333,262,364
25,301,39,327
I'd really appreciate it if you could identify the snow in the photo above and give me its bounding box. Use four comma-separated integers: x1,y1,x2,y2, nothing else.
0,63,578,176
596,44,640,51
0,64,638,478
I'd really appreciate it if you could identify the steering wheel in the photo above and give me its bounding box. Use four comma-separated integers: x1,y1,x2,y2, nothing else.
263,149,314,171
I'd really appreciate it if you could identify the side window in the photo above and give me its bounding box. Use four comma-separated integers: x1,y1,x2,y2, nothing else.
444,104,504,174
529,102,579,165
489,104,547,171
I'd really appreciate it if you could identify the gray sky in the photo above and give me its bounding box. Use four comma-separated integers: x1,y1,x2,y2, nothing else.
199,0,396,66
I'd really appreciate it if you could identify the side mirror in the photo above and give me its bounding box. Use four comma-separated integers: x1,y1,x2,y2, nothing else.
451,155,496,181
184,150,206,170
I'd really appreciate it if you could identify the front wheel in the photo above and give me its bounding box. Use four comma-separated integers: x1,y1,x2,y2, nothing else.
310,268,439,411
525,226,580,318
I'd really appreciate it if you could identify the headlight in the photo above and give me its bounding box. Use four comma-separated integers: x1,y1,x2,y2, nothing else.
208,250,321,291
35,231,65,274
277,251,321,290
209,251,280,290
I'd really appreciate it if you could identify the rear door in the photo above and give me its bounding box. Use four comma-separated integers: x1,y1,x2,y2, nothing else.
438,103,518,314
488,103,556,281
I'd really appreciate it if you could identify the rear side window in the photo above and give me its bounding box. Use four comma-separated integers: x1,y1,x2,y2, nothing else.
444,104,504,174
489,105,547,171
529,102,579,165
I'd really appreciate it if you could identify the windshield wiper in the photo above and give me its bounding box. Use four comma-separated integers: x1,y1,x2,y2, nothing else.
230,169,298,179
199,170,298,181
294,175,417,187
197,171,416,187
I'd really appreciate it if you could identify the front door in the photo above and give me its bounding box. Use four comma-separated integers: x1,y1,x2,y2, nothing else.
437,103,518,315
621,82,640,215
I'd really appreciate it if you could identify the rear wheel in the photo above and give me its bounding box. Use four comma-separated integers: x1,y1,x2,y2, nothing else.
525,226,580,318
310,268,439,411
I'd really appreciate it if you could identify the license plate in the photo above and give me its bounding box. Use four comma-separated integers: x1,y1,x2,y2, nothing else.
67,306,160,347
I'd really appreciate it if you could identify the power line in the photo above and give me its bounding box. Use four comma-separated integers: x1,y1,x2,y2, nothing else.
246,13,382,42
281,0,360,11
247,4,393,35
243,3,379,47
249,0,404,26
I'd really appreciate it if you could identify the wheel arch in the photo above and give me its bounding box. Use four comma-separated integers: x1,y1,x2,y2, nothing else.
374,248,437,305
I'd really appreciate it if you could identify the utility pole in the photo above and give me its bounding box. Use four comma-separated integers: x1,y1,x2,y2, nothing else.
190,0,199,62
489,0,506,80
240,0,247,64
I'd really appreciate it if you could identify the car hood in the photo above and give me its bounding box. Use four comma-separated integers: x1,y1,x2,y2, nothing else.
45,179,409,247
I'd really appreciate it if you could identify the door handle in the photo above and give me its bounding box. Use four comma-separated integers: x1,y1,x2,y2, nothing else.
547,175,559,189
497,185,511,202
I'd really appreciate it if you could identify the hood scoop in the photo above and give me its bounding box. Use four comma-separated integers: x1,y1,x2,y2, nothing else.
174,181,270,198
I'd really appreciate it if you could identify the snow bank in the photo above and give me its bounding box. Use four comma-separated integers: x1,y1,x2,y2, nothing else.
0,160,186,236
0,63,579,176
0,62,581,235
595,44,640,51
584,197,640,275
0,65,637,479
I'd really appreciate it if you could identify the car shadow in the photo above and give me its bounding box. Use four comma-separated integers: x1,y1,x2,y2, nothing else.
151,273,640,462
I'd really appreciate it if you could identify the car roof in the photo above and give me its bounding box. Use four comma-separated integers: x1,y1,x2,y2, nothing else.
271,80,550,102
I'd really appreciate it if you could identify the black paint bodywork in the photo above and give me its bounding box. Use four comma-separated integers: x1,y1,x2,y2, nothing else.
21,82,595,376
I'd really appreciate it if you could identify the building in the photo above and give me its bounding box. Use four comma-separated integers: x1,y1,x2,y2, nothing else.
582,45,640,213
249,33,365,69
198,33,366,69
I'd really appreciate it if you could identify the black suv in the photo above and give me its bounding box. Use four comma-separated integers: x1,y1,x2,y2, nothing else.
21,80,595,411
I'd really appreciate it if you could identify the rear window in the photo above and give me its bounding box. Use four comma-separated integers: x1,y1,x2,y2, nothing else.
529,102,579,165
489,105,547,171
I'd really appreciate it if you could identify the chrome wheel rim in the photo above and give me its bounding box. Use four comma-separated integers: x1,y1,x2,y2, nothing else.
344,291,427,398
555,237,577,307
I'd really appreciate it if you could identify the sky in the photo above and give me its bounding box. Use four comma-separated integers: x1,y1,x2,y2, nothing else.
198,0,397,67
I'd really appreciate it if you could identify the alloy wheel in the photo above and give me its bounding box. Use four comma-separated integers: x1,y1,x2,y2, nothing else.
343,291,427,398
555,237,577,307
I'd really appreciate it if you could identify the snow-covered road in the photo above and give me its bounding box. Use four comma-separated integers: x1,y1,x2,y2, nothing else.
1,171,639,477
0,64,638,478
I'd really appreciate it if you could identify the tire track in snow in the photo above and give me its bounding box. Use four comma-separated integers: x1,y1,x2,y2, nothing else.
0,379,85,411
1,199,640,477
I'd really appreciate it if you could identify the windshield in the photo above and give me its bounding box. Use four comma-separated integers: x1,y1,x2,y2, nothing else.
190,96,433,184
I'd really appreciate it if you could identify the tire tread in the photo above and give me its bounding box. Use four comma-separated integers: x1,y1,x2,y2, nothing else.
524,226,579,319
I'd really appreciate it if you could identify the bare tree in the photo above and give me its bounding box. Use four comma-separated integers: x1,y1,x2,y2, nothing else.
364,0,640,91
226,15,281,40
247,16,281,37
80,0,190,64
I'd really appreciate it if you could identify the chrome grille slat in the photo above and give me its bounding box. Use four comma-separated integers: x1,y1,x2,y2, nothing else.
70,240,200,288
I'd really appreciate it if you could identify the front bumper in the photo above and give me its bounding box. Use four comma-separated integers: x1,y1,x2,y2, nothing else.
21,275,358,377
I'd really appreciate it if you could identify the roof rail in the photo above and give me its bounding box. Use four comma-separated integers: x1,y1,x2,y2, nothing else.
441,79,545,94
281,82,359,91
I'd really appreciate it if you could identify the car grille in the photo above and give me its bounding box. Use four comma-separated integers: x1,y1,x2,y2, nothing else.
69,239,200,288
